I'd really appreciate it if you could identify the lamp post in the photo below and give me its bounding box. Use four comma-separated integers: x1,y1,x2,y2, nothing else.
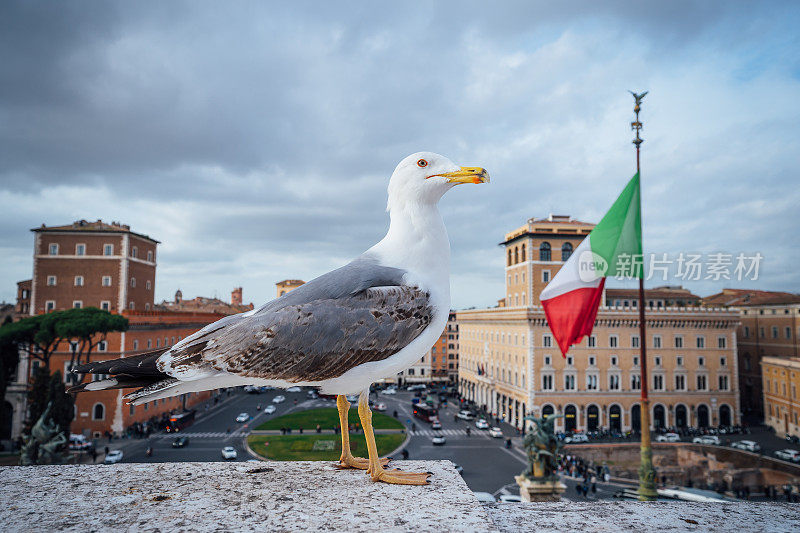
630,90,658,501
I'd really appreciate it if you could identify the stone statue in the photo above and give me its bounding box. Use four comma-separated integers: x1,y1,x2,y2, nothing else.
521,413,563,481
20,402,68,466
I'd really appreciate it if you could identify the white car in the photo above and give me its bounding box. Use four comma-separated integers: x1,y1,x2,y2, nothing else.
432,434,446,446
381,388,397,395
498,494,522,503
457,411,475,421
655,433,680,443
692,435,720,445
431,420,442,430
374,402,387,412
264,405,277,415
774,449,800,462
475,419,489,430
286,386,301,393
564,433,589,443
473,491,497,503
235,413,250,423
489,427,504,438
272,395,286,403
103,450,123,464
221,446,238,460
731,440,760,452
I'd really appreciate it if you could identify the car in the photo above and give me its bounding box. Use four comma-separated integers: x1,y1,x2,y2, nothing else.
346,394,358,402
244,385,260,394
307,390,319,398
457,411,475,421
264,405,277,415
432,434,446,446
103,450,123,464
221,446,238,460
286,386,301,393
473,491,497,503
172,436,189,448
374,402,387,412
774,449,800,462
69,433,92,451
489,427,504,438
235,413,250,423
731,440,761,452
381,388,397,395
498,494,522,503
475,419,489,430
786,434,800,444
431,420,442,430
564,433,589,443
453,464,464,475
272,395,286,403
692,435,720,445
655,433,681,443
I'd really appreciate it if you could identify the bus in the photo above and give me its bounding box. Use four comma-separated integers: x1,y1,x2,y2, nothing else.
166,410,196,432
412,403,438,423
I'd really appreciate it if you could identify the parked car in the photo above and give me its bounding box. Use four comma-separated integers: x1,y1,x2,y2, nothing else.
786,434,800,444
457,411,475,421
307,390,319,399
431,420,442,430
655,433,681,443
453,464,464,475
221,446,238,460
172,436,189,448
103,450,123,464
272,395,286,403
498,494,522,503
374,402,387,412
774,449,800,462
235,413,250,423
69,433,92,451
473,492,497,503
264,405,277,415
407,384,426,392
432,434,446,446
564,433,589,443
286,386,301,393
731,440,761,452
244,385,260,394
381,387,397,395
475,419,489,430
489,427,504,438
692,435,721,445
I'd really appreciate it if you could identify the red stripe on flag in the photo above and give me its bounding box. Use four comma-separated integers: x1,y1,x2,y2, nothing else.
541,278,606,357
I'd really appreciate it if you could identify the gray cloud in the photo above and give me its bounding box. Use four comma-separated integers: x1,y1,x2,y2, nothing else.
1,1,799,308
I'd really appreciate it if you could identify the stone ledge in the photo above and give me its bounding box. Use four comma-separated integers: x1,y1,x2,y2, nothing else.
1,461,799,532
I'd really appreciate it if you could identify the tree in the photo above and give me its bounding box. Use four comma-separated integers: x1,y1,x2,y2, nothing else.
26,366,51,432
0,315,20,438
0,312,65,370
26,368,73,437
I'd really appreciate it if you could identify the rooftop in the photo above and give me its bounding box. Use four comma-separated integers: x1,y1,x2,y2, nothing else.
31,219,159,243
1,461,797,532
702,288,800,307
155,295,253,315
606,286,701,302
503,214,595,244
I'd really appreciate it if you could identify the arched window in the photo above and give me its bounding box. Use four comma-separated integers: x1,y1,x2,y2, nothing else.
514,247,519,264
521,244,526,261
539,242,551,261
92,403,105,420
562,242,573,261
507,249,512,266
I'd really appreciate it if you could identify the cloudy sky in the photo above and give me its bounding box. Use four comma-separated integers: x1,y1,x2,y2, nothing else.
1,1,798,309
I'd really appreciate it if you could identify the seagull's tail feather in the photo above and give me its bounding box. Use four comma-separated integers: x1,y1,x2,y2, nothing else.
124,375,246,405
68,349,170,394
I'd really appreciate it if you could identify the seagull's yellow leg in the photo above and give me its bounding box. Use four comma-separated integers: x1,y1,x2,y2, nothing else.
358,392,430,485
335,394,388,470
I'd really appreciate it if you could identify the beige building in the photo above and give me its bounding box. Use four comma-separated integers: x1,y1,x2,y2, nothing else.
276,279,305,297
761,356,800,438
457,215,740,432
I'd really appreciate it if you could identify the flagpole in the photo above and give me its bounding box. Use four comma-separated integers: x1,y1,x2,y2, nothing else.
630,90,657,501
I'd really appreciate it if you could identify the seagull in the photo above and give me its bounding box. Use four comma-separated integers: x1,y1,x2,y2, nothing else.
72,152,488,485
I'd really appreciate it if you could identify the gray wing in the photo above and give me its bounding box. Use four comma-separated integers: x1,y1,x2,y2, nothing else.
164,285,433,382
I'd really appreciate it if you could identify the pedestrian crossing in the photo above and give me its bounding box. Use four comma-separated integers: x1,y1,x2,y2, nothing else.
411,428,497,438
152,431,245,439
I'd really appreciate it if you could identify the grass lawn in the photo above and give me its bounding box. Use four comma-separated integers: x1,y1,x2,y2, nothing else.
247,433,406,461
254,407,403,431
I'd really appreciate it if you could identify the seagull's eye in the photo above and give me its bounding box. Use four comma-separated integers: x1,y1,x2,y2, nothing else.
417,159,428,168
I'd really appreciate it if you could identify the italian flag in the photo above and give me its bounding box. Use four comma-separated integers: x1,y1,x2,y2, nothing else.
540,172,642,356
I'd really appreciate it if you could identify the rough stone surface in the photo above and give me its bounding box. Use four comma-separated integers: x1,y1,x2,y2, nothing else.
2,461,799,532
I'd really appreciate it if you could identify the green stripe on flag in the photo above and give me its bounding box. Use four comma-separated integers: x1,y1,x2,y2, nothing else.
588,172,643,278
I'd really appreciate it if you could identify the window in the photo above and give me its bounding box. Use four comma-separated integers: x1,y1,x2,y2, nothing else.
786,326,792,339
610,356,618,366
588,335,596,348
544,355,551,366
74,275,84,286
129,301,135,310
631,374,641,390
589,356,596,366
542,270,550,283
76,243,86,256
561,242,573,261
697,374,707,391
743,326,749,338
675,374,686,390
156,338,160,348
132,339,139,351
771,326,779,339
717,336,727,349
698,356,705,366
98,341,107,352
130,277,136,288
653,375,664,391
759,327,765,338
521,244,526,261
543,335,552,348
609,374,620,390
542,374,553,390
654,356,661,367
696,336,705,349
104,244,114,256
47,275,57,286
720,356,727,367
92,403,105,420
633,356,639,366
631,335,639,348
564,374,576,390
609,335,618,348
147,250,153,262
675,336,683,348
539,242,551,261
653,335,662,349
586,374,598,390
566,356,574,366
147,339,152,349
718,375,729,391
676,356,684,367
73,301,82,309
131,246,138,258
102,276,112,286
101,301,110,311
45,300,55,312
49,243,58,255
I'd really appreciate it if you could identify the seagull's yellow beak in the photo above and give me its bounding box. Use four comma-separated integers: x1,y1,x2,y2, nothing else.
429,166,490,185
